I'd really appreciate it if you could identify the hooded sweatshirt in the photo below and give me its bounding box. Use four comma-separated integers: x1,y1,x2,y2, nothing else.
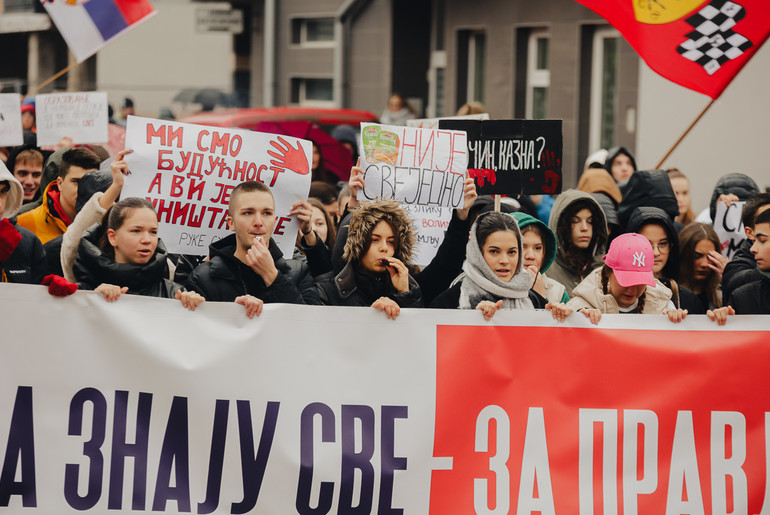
5,144,48,205
617,170,680,230
625,206,705,313
547,189,608,296
0,161,46,284
511,211,568,303
17,147,66,216
603,146,637,185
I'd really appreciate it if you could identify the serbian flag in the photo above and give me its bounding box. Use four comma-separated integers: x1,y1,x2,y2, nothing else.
42,0,156,63
575,0,770,99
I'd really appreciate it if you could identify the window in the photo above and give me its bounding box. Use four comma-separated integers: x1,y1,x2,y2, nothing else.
589,27,619,152
290,78,334,105
291,18,335,46
456,30,486,109
526,30,550,119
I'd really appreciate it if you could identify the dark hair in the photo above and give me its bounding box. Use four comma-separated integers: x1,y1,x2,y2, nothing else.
755,208,770,227
0,181,10,194
678,222,722,308
228,180,273,216
600,264,646,313
474,212,519,249
742,192,770,228
60,147,100,179
309,181,338,205
98,197,156,258
556,199,601,275
307,197,337,248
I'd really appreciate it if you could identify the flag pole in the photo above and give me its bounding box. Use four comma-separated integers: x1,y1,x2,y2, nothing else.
22,61,81,100
655,98,716,169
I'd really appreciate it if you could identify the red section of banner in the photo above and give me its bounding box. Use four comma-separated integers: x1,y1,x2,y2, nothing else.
112,0,155,25
575,0,770,98
431,325,770,514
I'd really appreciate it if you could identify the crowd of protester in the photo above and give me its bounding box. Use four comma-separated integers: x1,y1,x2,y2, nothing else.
1,129,768,325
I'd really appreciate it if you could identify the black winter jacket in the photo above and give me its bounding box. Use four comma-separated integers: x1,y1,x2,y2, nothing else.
721,238,762,305
332,210,471,305
0,219,46,284
316,261,423,308
730,276,770,315
618,170,679,229
73,224,182,298
186,234,319,304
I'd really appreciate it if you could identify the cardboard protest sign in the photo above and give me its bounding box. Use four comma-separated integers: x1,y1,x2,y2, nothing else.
0,94,23,147
714,200,746,259
402,204,453,267
439,119,562,196
122,116,312,256
406,113,489,129
357,123,468,209
35,92,109,147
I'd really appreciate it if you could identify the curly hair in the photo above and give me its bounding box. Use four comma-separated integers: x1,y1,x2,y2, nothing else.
343,199,415,266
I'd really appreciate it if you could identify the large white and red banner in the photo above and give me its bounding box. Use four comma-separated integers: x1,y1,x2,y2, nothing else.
1,283,769,513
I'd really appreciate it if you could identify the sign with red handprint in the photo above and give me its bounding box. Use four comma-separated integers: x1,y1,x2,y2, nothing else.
122,115,312,257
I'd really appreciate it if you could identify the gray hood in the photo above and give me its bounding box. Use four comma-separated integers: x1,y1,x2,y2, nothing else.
548,188,609,258
0,159,24,219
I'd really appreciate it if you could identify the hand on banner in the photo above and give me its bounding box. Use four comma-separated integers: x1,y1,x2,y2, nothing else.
290,201,317,247
95,283,128,302
348,158,364,210
707,250,728,279
476,300,502,321
381,257,410,293
42,274,78,297
545,301,573,322
578,308,602,325
456,177,478,221
664,308,688,323
526,265,546,298
102,149,133,209
268,136,310,177
371,296,401,320
707,305,735,326
175,290,205,311
235,294,264,318
245,237,279,286
0,218,22,262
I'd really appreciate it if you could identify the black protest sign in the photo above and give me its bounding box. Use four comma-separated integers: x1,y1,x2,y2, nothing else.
439,119,562,196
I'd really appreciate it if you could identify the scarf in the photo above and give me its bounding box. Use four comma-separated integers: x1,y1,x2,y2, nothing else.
458,214,534,310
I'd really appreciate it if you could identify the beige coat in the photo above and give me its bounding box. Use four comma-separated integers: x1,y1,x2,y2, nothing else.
566,268,673,314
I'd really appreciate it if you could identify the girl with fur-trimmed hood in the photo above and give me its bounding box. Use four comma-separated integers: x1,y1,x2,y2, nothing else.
431,212,546,320
316,199,422,318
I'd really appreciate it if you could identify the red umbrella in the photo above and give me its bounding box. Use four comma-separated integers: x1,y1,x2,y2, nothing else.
254,121,354,182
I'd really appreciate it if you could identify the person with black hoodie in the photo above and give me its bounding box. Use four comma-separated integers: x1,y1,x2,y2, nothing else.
730,208,770,314
626,206,705,313
603,146,637,185
6,144,46,205
186,181,319,317
73,197,204,310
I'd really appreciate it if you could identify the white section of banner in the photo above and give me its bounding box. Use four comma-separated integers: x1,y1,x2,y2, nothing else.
1,283,768,513
35,92,109,147
0,94,23,147
122,116,312,257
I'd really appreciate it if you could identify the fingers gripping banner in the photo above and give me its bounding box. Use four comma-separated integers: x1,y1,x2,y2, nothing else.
1,283,769,514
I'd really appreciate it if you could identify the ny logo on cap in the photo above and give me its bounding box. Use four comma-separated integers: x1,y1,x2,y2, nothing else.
632,251,645,268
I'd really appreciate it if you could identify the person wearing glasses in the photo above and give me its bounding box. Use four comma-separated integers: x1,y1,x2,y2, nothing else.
626,206,706,314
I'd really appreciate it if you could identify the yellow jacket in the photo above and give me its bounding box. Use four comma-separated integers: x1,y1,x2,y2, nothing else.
16,182,70,244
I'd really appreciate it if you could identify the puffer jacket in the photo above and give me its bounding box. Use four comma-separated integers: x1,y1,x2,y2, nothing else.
617,170,679,230
186,233,318,304
73,223,182,298
566,268,672,314
722,238,763,305
709,173,760,221
320,199,423,307
547,189,608,296
16,181,70,244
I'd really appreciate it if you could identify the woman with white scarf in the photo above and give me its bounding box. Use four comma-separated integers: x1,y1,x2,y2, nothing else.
430,212,546,319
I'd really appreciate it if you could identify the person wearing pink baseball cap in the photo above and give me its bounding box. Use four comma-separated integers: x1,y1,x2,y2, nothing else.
546,233,688,325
